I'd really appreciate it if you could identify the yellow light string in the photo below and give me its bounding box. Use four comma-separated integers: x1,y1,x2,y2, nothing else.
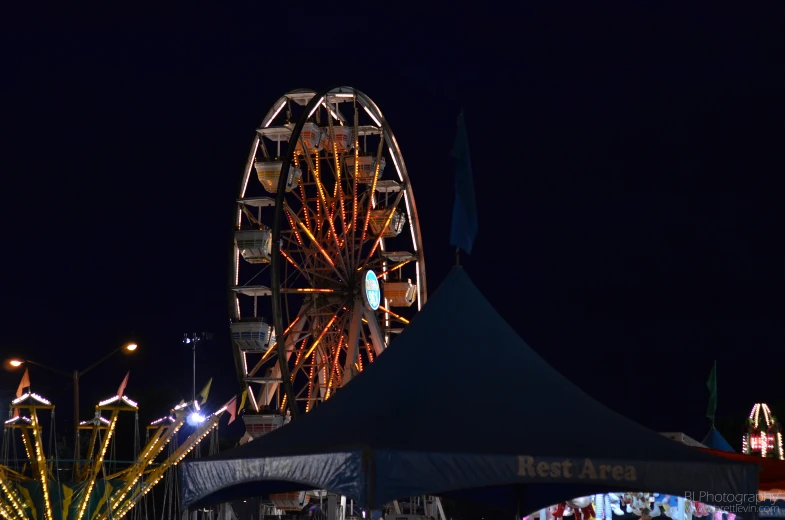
333,139,347,236
351,111,360,268
377,305,410,324
377,259,413,278
255,314,303,368
76,414,118,520
289,210,336,267
359,159,382,247
0,469,28,520
104,418,188,518
326,336,344,398
303,314,338,359
320,362,327,402
279,249,301,270
111,418,220,520
30,413,53,520
290,338,309,383
302,159,345,273
306,354,315,413
367,207,398,259
314,152,322,232
285,210,304,246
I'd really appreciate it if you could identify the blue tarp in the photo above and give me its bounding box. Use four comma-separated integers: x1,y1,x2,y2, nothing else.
703,427,736,452
181,268,758,515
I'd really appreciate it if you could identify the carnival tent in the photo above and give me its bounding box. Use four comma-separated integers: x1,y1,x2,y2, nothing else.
700,448,785,496
181,268,758,515
703,427,735,452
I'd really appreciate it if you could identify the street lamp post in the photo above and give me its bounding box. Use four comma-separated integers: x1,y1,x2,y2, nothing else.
183,333,212,404
8,342,138,476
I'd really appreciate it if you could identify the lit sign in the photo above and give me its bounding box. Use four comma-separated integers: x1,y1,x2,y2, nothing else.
364,270,380,310
751,434,775,451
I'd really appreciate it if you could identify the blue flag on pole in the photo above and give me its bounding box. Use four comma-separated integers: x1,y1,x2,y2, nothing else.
450,111,478,254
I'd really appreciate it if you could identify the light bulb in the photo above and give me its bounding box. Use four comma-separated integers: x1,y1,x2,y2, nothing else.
187,413,206,426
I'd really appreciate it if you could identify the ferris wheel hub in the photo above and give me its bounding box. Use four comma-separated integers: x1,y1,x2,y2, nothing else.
350,269,380,311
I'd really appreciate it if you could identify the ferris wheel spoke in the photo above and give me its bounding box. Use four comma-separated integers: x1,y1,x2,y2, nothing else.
324,319,348,398
362,307,387,357
250,301,312,369
305,351,318,412
299,141,350,275
375,258,415,279
356,134,386,269
322,195,352,274
290,301,346,377
326,113,349,240
282,245,338,288
377,305,410,326
248,309,312,409
341,298,364,385
281,255,311,289
349,107,361,269
279,247,317,287
284,204,346,281
298,191,312,233
284,210,305,250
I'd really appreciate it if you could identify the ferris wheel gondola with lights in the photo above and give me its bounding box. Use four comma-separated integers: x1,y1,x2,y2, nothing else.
230,87,427,426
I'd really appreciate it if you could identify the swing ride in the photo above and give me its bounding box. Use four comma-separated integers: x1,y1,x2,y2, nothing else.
1,371,230,520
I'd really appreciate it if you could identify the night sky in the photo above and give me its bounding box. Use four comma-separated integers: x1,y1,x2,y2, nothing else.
1,5,783,449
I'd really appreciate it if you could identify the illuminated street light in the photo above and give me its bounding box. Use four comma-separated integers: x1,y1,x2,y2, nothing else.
125,343,138,352
9,359,22,367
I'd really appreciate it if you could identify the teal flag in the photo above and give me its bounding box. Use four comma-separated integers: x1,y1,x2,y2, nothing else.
449,111,478,254
706,361,717,423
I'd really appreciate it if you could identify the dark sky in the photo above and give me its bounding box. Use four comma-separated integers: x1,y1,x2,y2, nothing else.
1,5,783,447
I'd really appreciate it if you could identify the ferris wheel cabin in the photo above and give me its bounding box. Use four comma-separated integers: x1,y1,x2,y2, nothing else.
235,228,273,264
383,279,417,307
345,154,386,183
294,122,323,153
369,208,406,237
254,160,303,193
321,125,353,152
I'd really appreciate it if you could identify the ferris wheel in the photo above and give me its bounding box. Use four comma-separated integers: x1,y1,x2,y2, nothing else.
230,87,427,421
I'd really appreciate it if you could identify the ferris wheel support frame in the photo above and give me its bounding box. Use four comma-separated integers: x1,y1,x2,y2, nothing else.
229,133,263,391
269,86,339,419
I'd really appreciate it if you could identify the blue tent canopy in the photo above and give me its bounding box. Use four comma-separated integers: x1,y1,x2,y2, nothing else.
703,427,736,452
181,268,758,515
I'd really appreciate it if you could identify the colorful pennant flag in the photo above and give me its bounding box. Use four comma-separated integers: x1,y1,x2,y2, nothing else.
239,388,248,412
16,369,30,398
117,371,130,397
224,395,238,425
199,378,213,405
